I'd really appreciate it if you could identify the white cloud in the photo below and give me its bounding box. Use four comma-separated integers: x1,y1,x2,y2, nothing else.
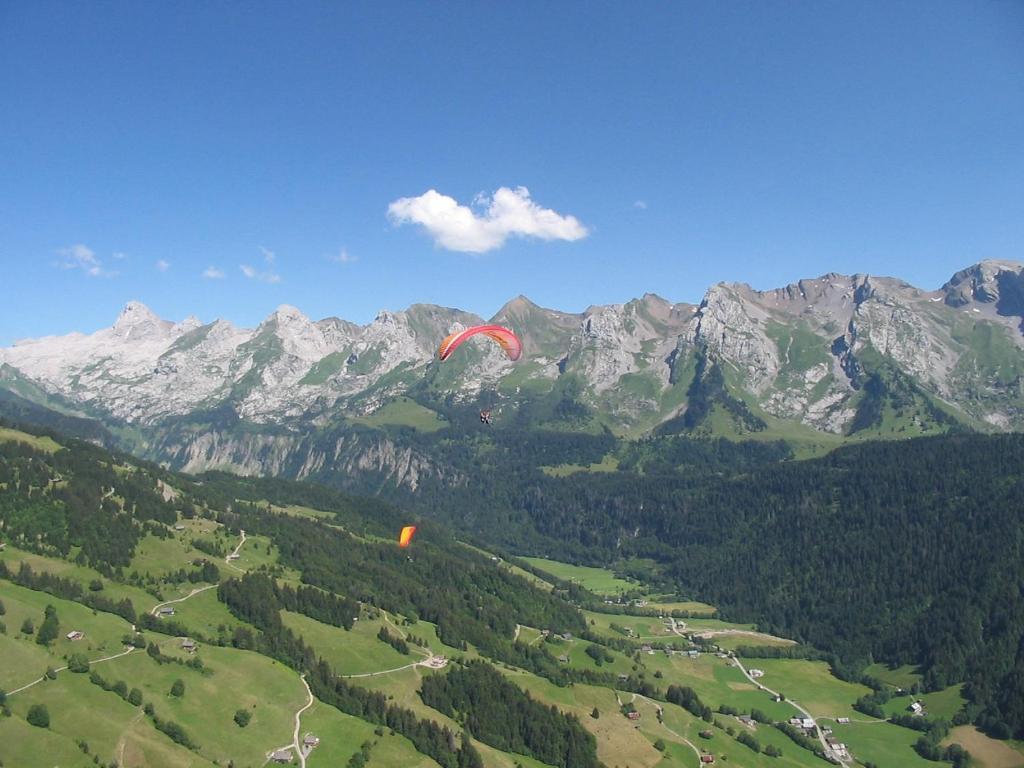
156,259,170,272
57,243,113,277
240,264,281,284
329,248,357,264
633,200,648,210
112,251,128,260
387,186,588,253
202,266,225,279
259,246,275,264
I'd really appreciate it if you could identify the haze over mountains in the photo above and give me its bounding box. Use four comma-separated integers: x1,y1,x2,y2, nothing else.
2,260,1023,477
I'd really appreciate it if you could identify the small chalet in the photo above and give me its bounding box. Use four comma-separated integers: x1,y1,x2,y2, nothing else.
174,524,186,531
561,632,573,641
748,668,764,678
641,644,653,653
181,638,197,652
700,755,715,764
627,711,641,721
66,630,85,641
909,701,924,715
270,749,292,763
738,715,754,726
303,733,320,748
687,649,700,658
558,654,569,663
800,718,816,731
617,674,629,682
837,717,851,724
699,729,714,739
157,606,175,617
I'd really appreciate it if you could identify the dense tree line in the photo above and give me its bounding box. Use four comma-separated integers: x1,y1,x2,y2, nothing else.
666,685,713,721
278,582,359,631
377,626,410,655
420,660,601,768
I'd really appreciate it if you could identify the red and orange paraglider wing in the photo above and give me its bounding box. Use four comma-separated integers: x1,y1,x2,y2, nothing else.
398,525,417,548
438,325,522,362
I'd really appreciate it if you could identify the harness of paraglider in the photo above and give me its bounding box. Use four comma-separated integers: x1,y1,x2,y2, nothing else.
479,409,492,425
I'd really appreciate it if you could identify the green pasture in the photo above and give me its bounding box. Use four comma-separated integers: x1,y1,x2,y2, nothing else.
882,683,966,720
830,721,938,768
520,557,636,595
282,610,412,676
301,698,441,768
6,653,219,768
864,662,922,689
154,587,245,638
353,397,447,432
91,642,308,767
1,544,162,613
750,659,870,719
643,653,800,722
540,454,620,477
0,425,61,452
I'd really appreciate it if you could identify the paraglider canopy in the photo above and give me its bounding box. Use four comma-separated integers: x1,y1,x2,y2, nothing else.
438,325,522,362
398,525,417,548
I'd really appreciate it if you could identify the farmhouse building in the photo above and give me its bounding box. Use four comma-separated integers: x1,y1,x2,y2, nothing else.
66,630,84,641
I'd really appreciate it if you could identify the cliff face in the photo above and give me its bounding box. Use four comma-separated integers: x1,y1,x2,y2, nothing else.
2,261,1023,475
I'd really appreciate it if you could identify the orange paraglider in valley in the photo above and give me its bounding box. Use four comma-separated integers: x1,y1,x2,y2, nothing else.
438,325,522,362
398,525,417,548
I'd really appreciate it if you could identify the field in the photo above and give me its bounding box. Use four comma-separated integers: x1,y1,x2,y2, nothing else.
864,661,922,688
0,425,61,452
643,599,716,615
353,397,447,432
829,721,938,768
750,659,871,719
154,586,246,638
520,557,637,594
882,683,966,720
281,610,413,675
540,454,620,477
941,726,1024,768
301,699,441,768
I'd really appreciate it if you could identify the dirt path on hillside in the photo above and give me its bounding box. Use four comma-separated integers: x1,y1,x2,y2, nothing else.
7,646,136,697
150,583,217,616
225,529,247,573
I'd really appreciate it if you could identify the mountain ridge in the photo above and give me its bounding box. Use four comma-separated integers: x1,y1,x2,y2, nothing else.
1,260,1023,473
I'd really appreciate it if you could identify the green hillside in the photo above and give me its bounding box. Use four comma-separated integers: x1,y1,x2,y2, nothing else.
2,418,1023,768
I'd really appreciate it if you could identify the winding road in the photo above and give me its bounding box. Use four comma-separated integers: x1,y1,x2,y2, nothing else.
149,583,218,617
267,674,315,768
225,529,247,573
668,615,851,765
730,654,850,765
6,646,136,697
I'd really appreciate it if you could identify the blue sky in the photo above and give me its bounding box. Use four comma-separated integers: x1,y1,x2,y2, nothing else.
1,1,1022,344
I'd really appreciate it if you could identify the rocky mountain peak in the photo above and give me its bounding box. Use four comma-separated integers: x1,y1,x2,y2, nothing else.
112,301,172,339
942,260,1024,311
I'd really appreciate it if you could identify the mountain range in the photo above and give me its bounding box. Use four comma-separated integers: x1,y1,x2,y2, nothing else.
2,259,1023,478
